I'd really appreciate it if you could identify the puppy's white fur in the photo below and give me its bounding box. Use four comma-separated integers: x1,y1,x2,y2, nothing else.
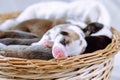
68,1,111,28
0,0,111,30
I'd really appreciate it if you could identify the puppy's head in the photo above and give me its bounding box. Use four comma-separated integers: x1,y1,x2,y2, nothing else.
52,24,87,58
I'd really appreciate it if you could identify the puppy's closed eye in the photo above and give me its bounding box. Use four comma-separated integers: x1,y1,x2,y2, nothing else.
60,31,69,36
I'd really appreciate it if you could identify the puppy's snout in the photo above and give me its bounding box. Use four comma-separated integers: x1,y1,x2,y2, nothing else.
60,38,66,46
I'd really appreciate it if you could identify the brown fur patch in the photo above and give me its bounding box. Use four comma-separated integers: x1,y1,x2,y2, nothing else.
62,29,80,40
60,29,80,44
10,19,67,39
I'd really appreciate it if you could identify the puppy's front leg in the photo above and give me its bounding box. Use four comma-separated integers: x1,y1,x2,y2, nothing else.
31,33,54,48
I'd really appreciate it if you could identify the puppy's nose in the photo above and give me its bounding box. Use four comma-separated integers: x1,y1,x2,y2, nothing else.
60,38,66,46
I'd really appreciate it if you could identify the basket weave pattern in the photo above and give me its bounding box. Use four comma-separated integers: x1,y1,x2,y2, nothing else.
0,12,120,80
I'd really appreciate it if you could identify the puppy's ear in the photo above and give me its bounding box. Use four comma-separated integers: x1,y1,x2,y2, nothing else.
83,22,104,36
88,22,104,33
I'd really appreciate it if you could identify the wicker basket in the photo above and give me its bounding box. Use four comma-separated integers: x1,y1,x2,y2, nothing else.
0,12,120,80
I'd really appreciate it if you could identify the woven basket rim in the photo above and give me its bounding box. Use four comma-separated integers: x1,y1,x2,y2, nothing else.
0,12,120,69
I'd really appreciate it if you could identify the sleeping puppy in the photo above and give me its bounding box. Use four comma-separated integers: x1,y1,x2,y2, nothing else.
0,0,110,31
0,19,66,45
0,43,53,60
0,30,38,39
25,44,53,60
0,29,39,45
0,19,67,45
32,24,87,58
0,38,39,45
83,22,112,53
10,19,67,38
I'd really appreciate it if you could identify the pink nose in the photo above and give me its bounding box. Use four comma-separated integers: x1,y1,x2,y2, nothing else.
52,46,66,58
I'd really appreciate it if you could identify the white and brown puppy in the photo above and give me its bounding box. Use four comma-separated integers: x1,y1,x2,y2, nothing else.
0,43,53,60
0,19,67,46
32,24,87,58
83,22,112,53
0,0,110,31
10,19,67,38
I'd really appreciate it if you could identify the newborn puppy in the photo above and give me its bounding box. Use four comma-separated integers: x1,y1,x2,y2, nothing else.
25,44,53,60
0,43,53,60
0,1,110,31
83,22,112,53
0,30,39,45
0,43,28,58
0,19,67,45
0,38,39,45
9,19,67,38
32,24,87,58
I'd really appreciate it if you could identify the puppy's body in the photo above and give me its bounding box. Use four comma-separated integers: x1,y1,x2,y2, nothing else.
0,38,39,45
0,29,39,45
84,36,111,53
25,45,53,60
0,43,53,60
10,19,67,38
0,19,67,45
0,1,110,30
0,30,38,39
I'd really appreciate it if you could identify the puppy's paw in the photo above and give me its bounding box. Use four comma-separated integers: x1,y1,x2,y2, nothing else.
31,39,53,48
43,39,53,48
31,42,40,46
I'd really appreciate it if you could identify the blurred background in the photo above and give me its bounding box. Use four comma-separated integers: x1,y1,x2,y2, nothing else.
0,0,119,80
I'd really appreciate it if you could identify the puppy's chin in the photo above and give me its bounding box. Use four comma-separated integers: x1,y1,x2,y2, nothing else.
52,43,68,59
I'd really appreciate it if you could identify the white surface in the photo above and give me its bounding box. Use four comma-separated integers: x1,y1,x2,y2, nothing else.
0,0,119,80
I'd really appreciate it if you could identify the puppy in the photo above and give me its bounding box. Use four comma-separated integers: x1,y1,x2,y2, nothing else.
83,22,112,53
0,38,39,45
0,0,110,31
0,30,38,39
0,19,66,45
32,24,87,58
0,43,53,60
10,19,67,38
25,44,53,60
0,29,39,45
